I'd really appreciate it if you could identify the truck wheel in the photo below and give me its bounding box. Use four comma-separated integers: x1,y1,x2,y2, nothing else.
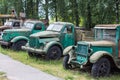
91,58,110,77
11,40,27,51
28,52,34,57
46,46,62,60
63,55,72,69
1,45,7,48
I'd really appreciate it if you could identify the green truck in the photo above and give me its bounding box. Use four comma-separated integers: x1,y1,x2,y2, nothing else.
22,22,83,60
63,24,120,77
0,20,46,50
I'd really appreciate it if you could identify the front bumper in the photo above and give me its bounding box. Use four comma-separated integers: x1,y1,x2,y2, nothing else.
22,46,46,54
0,40,11,46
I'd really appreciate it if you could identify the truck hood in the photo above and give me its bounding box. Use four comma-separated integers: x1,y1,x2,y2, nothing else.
30,31,60,38
4,29,31,33
0,25,11,31
86,40,115,47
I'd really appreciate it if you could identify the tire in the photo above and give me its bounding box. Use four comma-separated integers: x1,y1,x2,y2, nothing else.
46,46,62,60
28,51,34,57
63,55,72,69
11,40,27,51
91,58,111,77
1,45,7,48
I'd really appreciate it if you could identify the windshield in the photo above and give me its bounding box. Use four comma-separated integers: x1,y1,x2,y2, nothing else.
96,29,116,42
47,24,63,32
4,21,12,26
23,22,34,29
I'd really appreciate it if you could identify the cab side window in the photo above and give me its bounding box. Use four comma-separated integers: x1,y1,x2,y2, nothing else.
34,24,42,30
68,26,72,33
13,22,20,27
63,26,72,34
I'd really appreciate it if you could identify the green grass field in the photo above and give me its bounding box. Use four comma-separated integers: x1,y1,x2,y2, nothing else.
0,47,120,80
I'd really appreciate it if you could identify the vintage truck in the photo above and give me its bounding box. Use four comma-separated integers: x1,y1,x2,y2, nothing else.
22,22,83,60
0,19,20,33
62,24,120,77
0,20,46,50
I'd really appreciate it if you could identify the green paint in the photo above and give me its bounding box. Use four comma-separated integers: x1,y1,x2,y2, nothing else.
67,24,120,69
91,46,113,54
23,22,77,55
1,20,46,47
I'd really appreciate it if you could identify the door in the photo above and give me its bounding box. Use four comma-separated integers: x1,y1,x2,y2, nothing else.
62,25,75,48
118,40,120,58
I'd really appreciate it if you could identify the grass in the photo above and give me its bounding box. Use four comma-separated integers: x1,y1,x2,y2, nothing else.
0,72,8,80
0,72,5,75
0,47,120,80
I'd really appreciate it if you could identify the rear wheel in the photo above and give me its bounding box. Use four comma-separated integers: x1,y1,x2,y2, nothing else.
91,58,111,77
63,55,72,69
11,40,27,51
46,46,62,60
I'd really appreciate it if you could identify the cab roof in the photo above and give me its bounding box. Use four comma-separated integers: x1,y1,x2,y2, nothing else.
8,19,20,22
95,24,120,29
53,22,74,25
25,20,43,24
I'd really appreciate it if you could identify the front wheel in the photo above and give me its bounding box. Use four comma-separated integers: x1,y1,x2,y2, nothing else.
63,55,72,69
1,45,8,48
91,58,111,77
46,46,62,60
28,51,35,57
11,40,27,51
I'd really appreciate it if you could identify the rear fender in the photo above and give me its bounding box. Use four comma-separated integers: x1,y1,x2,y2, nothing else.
11,36,28,43
89,51,113,63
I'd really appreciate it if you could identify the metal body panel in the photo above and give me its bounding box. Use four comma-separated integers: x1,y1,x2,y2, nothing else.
65,24,120,69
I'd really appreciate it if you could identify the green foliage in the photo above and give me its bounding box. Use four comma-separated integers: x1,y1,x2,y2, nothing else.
0,0,119,29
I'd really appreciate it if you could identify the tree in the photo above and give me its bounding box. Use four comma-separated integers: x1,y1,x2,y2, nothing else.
115,0,120,23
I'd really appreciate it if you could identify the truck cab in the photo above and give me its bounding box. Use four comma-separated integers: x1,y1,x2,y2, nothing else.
22,22,82,60
63,24,120,77
0,20,46,50
0,19,20,32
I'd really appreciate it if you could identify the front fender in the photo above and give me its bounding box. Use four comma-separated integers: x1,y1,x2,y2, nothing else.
63,46,76,63
11,36,28,43
89,51,113,63
63,46,73,56
44,41,63,53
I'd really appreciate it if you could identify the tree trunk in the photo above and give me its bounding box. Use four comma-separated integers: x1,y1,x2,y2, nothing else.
44,0,49,25
54,0,58,21
86,1,92,30
34,0,39,19
26,0,33,18
115,0,119,24
74,0,79,27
